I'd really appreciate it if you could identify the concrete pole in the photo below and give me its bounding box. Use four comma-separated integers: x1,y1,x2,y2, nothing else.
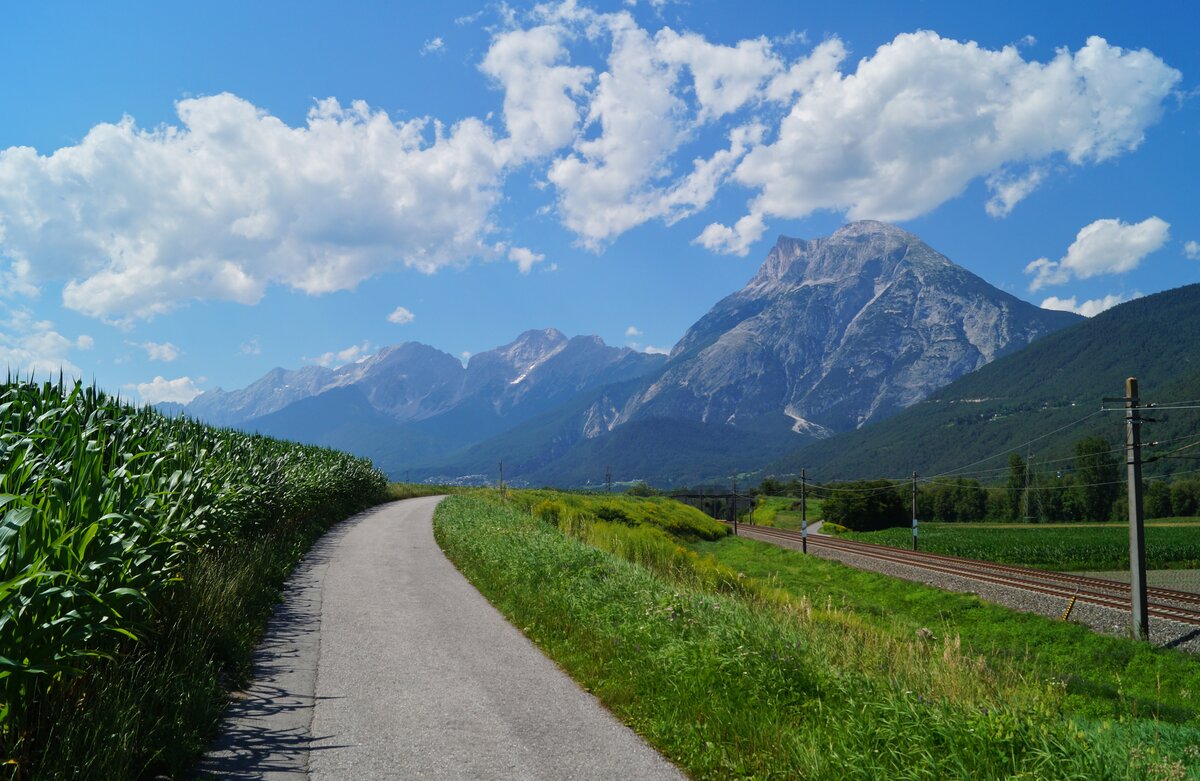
1126,378,1149,641
801,468,808,554
912,471,918,552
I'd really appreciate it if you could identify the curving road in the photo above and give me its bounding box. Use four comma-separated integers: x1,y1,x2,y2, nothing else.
200,496,684,780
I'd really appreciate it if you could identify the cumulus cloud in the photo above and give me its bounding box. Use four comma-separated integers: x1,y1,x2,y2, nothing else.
132,375,203,405
421,37,445,55
387,306,416,324
1025,217,1170,291
310,341,372,368
694,212,766,256
625,325,642,337
481,24,593,161
0,6,1182,318
0,306,90,376
642,344,670,355
507,246,545,274
239,337,262,356
985,168,1046,218
735,33,1180,226
134,340,181,362
540,8,780,246
1186,240,1200,260
1040,292,1140,317
0,94,506,321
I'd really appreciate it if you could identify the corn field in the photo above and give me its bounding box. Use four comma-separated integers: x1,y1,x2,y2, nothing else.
0,377,386,756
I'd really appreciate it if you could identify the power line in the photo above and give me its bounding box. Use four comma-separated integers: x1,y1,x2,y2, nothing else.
925,409,1105,480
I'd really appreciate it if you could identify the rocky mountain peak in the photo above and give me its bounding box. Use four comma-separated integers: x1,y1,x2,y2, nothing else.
630,221,1083,435
751,220,946,290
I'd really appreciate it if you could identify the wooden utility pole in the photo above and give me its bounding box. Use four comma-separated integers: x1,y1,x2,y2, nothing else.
1125,378,1149,640
911,471,918,551
800,468,808,554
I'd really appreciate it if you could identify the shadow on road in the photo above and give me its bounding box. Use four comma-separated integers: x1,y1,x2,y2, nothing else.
195,511,370,779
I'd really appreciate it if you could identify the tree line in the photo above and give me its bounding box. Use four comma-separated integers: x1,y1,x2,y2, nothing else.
752,436,1200,531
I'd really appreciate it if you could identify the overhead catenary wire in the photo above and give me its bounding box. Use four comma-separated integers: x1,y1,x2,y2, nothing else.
924,409,1106,480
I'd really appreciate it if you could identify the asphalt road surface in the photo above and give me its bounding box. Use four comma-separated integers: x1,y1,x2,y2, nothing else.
200,496,684,780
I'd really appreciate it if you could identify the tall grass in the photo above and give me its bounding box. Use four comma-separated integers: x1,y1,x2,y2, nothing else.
435,493,1172,779
0,377,387,777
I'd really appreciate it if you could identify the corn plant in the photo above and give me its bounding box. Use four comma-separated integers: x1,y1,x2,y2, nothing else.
0,376,386,750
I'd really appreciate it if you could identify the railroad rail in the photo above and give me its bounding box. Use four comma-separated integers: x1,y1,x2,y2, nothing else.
726,522,1200,628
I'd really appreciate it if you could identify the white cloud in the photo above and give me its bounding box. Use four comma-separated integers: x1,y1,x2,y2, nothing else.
531,6,778,246
623,325,669,355
1040,292,1140,317
239,337,262,356
310,341,372,369
508,246,545,274
654,29,781,121
694,211,766,256
734,33,1180,226
0,306,89,377
421,37,445,55
134,340,181,362
481,24,593,161
1185,240,1200,260
0,8,1181,305
132,375,202,405
1026,216,1170,291
387,306,416,324
0,94,506,321
985,167,1045,218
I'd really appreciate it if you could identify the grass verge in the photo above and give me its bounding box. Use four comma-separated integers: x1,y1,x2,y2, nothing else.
435,492,1199,780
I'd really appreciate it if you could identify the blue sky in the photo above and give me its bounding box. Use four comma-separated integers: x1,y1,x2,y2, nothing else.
1,0,1197,403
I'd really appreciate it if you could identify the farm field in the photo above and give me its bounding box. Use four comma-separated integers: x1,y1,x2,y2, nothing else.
832,522,1200,571
0,379,388,779
744,495,825,530
436,489,1200,779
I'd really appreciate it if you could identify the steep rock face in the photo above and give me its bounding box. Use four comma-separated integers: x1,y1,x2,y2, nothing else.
623,221,1081,434
329,342,467,423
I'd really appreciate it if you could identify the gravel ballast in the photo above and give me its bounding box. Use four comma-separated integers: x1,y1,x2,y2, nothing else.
736,525,1200,655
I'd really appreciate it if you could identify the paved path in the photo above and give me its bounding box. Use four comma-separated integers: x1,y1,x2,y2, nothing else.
200,496,684,780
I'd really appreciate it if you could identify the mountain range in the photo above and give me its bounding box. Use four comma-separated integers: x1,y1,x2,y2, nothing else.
180,221,1082,485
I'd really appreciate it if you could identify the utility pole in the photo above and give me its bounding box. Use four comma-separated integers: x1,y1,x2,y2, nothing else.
911,471,918,551
801,468,808,554
605,465,613,494
1125,377,1149,641
498,460,505,499
724,470,734,537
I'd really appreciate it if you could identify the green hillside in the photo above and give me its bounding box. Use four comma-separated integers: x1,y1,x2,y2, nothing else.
774,284,1200,481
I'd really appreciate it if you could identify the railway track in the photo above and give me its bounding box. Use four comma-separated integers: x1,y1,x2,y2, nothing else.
727,522,1200,628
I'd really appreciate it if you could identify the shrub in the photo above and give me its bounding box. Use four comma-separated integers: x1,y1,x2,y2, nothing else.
820,481,907,531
